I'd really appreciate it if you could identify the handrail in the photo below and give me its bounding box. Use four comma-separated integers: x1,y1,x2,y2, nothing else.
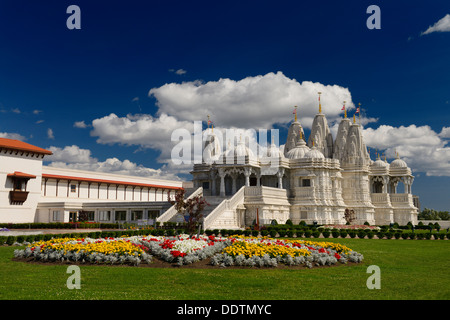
156,187,203,223
203,186,245,230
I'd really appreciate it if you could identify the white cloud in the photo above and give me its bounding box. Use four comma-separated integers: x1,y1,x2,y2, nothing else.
421,14,450,35
149,71,354,129
45,145,181,180
90,113,194,163
0,132,27,141
169,68,187,75
47,128,55,140
11,108,21,114
46,145,95,164
74,120,89,129
439,127,450,138
362,124,450,177
33,110,42,115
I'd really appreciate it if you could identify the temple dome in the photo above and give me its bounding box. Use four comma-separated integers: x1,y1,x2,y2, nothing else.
371,158,388,168
266,141,284,159
390,158,407,168
304,146,325,159
286,139,310,159
225,139,255,159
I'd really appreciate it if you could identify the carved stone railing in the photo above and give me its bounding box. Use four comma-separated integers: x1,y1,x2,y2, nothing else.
203,186,245,230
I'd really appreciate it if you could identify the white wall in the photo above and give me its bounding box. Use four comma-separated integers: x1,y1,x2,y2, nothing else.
0,152,44,223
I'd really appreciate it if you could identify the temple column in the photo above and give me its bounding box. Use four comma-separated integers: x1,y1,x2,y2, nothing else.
210,170,216,196
276,168,285,189
244,167,252,187
231,172,238,194
218,168,226,197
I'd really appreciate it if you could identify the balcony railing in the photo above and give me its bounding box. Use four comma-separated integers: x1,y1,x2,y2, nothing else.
9,190,29,204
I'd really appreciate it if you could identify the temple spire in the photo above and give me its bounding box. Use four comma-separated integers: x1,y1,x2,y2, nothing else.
293,106,298,122
318,92,322,113
343,101,347,118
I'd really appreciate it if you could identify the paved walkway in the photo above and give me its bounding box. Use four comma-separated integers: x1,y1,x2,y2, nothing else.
0,228,110,236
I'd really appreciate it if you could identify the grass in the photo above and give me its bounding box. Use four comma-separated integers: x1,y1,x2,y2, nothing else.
0,238,449,300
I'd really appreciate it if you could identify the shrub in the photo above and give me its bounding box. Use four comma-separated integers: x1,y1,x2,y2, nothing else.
304,230,312,238
286,219,293,226
416,233,424,240
322,231,330,238
401,233,409,240
286,230,294,238
424,233,432,240
0,236,6,245
312,231,320,238
299,221,306,227
260,230,269,237
278,230,286,238
6,236,16,245
339,231,348,238
394,233,401,239
269,230,277,238
385,232,393,239
16,235,26,243
348,231,356,238
439,233,446,240
409,233,416,240
377,232,385,239
244,230,252,236
251,230,259,237
357,231,365,239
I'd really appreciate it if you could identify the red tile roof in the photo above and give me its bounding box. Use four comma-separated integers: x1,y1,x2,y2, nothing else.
7,171,37,179
42,173,183,190
0,138,53,155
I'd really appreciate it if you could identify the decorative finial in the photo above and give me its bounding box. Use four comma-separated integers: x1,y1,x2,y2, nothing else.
207,114,211,128
293,106,298,122
353,114,356,124
299,129,302,140
343,101,347,118
318,92,322,113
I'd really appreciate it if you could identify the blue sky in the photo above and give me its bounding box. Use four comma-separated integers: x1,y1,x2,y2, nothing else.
0,0,449,211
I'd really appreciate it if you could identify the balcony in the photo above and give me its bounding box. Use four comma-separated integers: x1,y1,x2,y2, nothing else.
9,190,29,204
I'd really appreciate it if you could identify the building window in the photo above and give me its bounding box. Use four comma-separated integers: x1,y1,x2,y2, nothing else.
300,211,308,220
147,210,160,220
202,181,210,189
70,184,77,193
115,210,127,221
131,210,143,221
52,210,61,221
98,210,111,221
301,179,311,187
69,211,78,222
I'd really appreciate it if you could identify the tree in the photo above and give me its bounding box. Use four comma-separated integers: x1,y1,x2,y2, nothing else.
344,208,356,225
169,189,209,235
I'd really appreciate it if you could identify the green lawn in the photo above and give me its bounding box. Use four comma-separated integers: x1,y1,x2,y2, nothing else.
0,238,449,300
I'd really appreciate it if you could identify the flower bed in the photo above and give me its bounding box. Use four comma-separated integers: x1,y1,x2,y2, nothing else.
14,236,153,266
139,234,230,265
211,236,363,268
13,234,364,268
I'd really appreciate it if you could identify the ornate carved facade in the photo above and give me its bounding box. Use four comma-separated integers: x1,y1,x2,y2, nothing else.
189,105,418,229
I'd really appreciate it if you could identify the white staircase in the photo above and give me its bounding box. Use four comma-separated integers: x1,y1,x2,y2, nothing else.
203,186,246,230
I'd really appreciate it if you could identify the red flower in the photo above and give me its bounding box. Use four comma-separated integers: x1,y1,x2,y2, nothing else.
334,253,341,260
